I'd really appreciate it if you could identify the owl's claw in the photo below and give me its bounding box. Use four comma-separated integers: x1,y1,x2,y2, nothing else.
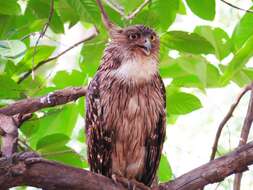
16,151,42,165
111,174,150,190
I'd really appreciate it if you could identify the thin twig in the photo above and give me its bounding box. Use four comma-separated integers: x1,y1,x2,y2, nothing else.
103,0,151,20
32,0,54,79
220,0,253,14
104,0,125,18
18,30,98,84
210,83,253,161
126,0,151,20
96,0,115,30
233,88,253,190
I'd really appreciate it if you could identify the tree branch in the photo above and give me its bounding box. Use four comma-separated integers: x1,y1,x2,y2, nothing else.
18,30,98,83
103,0,151,20
1,140,253,190
220,0,253,14
233,88,253,190
158,141,253,190
210,83,253,160
126,0,151,20
0,87,87,116
0,153,126,190
96,0,116,31
0,114,18,157
32,0,54,79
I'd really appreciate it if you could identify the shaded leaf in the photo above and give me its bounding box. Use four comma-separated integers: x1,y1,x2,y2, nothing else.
0,40,27,64
161,31,215,54
194,26,232,60
36,133,70,150
27,0,65,33
132,0,179,31
0,75,23,99
0,0,21,15
186,0,215,20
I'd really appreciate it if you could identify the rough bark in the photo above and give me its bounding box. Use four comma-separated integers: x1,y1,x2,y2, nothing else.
0,87,87,116
1,141,253,190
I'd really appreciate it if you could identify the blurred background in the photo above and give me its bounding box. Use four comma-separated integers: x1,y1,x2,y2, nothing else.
2,0,253,189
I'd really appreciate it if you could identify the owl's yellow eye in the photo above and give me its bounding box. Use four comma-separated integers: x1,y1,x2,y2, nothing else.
129,33,139,40
150,34,156,41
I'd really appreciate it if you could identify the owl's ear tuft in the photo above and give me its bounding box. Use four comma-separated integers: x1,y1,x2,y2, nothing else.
95,0,121,37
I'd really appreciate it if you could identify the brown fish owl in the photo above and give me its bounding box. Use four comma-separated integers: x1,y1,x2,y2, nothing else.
85,24,166,186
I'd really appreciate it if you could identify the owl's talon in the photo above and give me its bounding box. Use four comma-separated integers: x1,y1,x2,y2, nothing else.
17,151,42,165
111,174,149,190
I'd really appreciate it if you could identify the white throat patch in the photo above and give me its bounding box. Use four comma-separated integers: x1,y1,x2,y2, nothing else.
112,57,157,82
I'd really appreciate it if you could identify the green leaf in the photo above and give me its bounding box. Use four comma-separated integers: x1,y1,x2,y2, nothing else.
220,65,253,87
161,31,215,54
132,0,179,31
66,0,100,25
178,0,186,15
44,146,86,168
36,133,70,150
194,26,232,60
0,0,21,15
158,155,172,182
22,104,79,148
186,0,215,20
36,134,85,168
232,7,253,51
117,0,143,13
18,45,56,71
221,35,253,85
150,0,179,30
160,55,221,88
80,38,106,76
58,0,79,26
53,70,88,89
0,75,23,99
167,91,202,115
0,40,27,64
27,0,64,33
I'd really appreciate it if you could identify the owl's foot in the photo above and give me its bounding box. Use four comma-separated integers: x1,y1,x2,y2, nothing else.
111,174,150,190
15,151,42,165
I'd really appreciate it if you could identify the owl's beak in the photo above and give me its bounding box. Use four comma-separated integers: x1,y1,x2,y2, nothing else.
138,38,152,56
143,38,152,55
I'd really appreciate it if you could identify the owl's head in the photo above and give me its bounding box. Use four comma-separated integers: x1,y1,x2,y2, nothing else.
110,25,159,58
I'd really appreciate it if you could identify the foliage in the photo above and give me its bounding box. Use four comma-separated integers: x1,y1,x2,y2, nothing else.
0,0,253,188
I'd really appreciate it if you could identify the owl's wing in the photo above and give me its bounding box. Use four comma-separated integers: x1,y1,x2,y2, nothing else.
85,75,112,177
141,76,166,186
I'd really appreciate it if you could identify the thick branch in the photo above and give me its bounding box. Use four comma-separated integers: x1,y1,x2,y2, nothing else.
0,114,18,157
233,89,253,190
2,140,253,190
158,141,253,190
0,154,126,190
0,87,87,116
0,114,32,157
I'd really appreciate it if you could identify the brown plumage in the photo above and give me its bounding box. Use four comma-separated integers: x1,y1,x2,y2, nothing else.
85,24,166,186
